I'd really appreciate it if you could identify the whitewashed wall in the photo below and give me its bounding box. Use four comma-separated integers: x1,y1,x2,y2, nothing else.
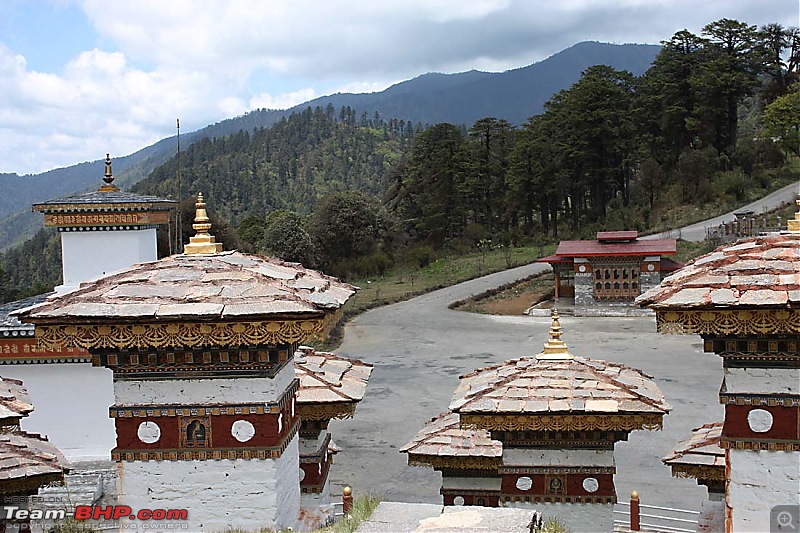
728,449,799,532
5,363,115,460
724,367,799,395
120,435,300,531
60,229,157,291
114,364,295,405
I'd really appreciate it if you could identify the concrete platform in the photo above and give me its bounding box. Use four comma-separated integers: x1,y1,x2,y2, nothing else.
356,502,538,532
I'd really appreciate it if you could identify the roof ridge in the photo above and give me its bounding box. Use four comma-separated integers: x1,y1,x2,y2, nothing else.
574,356,669,412
296,362,354,400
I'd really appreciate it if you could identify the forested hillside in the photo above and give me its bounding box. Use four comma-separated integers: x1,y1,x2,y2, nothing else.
2,18,799,302
0,41,658,252
133,105,415,225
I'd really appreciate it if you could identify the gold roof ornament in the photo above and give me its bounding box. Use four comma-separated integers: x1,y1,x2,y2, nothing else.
536,309,574,360
787,193,800,234
183,193,223,255
98,154,120,192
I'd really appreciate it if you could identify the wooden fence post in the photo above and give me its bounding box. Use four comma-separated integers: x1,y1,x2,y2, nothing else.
343,486,354,516
630,490,640,531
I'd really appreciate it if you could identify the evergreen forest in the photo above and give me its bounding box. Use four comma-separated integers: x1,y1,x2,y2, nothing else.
2,18,800,301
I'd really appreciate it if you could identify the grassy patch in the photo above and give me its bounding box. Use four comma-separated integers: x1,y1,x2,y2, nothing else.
674,239,716,264
318,245,555,349
317,494,381,533
447,241,717,317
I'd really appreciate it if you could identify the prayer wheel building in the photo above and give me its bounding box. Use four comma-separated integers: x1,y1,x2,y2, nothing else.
538,231,681,314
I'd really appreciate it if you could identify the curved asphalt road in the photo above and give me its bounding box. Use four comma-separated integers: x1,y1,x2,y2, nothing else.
328,181,800,511
646,180,800,241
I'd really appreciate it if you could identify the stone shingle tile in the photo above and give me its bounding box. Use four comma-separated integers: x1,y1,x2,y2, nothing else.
638,234,800,309
295,347,373,406
19,251,356,324
739,290,788,306
663,422,724,469
399,412,502,458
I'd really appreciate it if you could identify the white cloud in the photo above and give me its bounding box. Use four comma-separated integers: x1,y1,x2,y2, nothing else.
250,89,319,111
0,0,797,174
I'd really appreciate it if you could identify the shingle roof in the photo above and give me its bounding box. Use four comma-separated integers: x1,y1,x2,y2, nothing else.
449,312,670,416
450,355,671,415
295,347,373,405
663,422,724,470
0,377,34,424
18,252,356,324
0,432,68,492
32,190,175,211
0,293,51,334
551,238,676,258
637,234,800,310
400,412,502,459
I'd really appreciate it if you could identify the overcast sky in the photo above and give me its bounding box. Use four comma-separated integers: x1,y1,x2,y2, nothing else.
1,0,798,176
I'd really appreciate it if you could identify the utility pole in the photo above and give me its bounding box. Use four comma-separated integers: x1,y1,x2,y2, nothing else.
176,118,183,253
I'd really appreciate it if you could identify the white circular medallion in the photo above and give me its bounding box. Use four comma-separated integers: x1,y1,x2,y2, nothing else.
278,413,283,433
453,496,465,506
516,476,533,491
747,409,773,433
582,477,599,493
299,468,306,482
579,265,586,273
647,263,655,272
231,420,256,442
137,421,161,444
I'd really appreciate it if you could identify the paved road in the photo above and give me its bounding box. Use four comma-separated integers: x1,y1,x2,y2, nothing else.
327,181,800,507
329,262,724,511
327,183,800,507
645,180,800,241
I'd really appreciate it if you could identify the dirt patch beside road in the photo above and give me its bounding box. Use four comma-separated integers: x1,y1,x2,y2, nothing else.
452,272,554,315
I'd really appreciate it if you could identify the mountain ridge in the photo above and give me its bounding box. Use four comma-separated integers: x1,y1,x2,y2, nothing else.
0,40,660,250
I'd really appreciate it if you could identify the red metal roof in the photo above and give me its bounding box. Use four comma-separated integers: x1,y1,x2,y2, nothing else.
555,238,676,258
537,254,571,264
597,230,638,241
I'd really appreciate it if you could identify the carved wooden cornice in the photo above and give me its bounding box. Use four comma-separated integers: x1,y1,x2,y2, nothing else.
501,494,616,504
36,319,325,350
669,464,726,482
0,474,65,496
719,393,800,407
721,438,800,452
297,402,356,421
499,466,615,475
460,414,664,432
407,454,501,471
656,309,800,336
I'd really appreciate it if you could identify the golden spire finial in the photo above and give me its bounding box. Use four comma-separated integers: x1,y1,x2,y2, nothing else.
787,193,800,234
98,153,120,192
536,309,574,360
183,192,223,255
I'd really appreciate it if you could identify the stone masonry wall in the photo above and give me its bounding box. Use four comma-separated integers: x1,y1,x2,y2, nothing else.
639,271,661,294
574,272,595,307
